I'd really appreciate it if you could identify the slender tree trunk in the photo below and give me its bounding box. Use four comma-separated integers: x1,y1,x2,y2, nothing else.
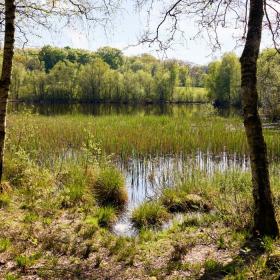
240,0,279,237
0,0,16,182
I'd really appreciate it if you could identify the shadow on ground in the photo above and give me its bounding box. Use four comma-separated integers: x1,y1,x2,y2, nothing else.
199,237,265,280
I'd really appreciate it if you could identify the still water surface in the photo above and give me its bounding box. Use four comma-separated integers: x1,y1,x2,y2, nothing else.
10,103,247,235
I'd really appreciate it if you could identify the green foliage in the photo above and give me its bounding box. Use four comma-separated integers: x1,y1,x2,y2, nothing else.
80,216,100,238
258,49,280,120
38,45,93,72
204,259,224,273
131,201,170,229
5,273,19,280
7,110,280,160
95,206,117,228
206,53,241,106
174,87,208,103
92,167,128,209
39,45,68,72
9,46,206,104
0,238,11,253
0,193,11,208
261,236,275,253
96,46,124,69
15,253,41,270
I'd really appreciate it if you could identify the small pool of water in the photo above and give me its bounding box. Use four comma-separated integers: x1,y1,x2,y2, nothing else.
113,151,250,236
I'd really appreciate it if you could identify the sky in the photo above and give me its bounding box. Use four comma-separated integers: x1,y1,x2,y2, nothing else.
23,1,273,65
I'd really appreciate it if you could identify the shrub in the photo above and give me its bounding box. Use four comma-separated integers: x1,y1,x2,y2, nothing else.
92,167,128,209
131,201,170,229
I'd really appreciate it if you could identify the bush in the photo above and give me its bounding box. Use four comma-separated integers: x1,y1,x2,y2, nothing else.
131,201,170,229
92,167,128,209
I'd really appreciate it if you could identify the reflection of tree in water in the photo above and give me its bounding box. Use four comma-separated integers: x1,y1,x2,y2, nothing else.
8,103,241,117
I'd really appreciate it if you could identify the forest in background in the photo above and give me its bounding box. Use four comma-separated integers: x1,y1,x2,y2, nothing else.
9,45,206,104
9,46,280,119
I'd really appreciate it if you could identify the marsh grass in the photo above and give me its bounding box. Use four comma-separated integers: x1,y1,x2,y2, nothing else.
92,167,128,209
131,201,170,229
95,206,117,228
2,109,280,279
6,110,280,162
160,188,212,213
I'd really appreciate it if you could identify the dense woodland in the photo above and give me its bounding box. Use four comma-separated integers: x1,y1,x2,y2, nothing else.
9,46,280,119
9,46,205,103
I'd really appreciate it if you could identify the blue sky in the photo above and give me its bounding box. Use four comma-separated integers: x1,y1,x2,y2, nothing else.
24,1,272,65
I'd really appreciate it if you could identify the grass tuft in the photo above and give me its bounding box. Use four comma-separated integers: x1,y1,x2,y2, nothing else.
96,206,117,228
92,167,128,209
131,201,170,229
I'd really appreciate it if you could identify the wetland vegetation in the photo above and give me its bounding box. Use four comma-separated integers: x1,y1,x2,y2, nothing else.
1,0,280,279
1,104,280,279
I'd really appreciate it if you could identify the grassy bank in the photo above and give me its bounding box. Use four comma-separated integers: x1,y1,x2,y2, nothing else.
1,110,280,279
1,157,280,279
6,109,280,161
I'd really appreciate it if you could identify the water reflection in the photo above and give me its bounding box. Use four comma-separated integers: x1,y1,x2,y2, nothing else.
8,102,240,117
113,151,250,236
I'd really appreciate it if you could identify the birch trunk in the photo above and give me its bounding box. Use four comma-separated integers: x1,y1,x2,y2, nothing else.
240,0,279,237
0,0,16,181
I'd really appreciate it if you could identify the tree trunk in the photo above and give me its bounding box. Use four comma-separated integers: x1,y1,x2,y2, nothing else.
240,0,279,237
0,0,16,182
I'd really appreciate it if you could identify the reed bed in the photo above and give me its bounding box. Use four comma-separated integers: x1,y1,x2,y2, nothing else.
5,111,280,162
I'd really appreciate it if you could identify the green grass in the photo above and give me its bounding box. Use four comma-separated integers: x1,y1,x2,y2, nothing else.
160,188,212,213
95,206,117,228
2,108,280,279
92,167,128,209
6,110,280,161
131,201,170,229
0,238,11,253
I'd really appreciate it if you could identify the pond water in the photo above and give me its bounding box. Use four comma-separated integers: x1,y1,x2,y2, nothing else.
10,102,248,235
113,152,250,235
8,102,241,117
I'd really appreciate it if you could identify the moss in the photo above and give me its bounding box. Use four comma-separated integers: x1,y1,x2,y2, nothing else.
92,167,128,209
131,201,170,229
161,188,212,213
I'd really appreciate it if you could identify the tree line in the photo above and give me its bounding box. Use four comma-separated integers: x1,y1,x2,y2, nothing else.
9,45,206,103
10,46,280,119
205,50,280,121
